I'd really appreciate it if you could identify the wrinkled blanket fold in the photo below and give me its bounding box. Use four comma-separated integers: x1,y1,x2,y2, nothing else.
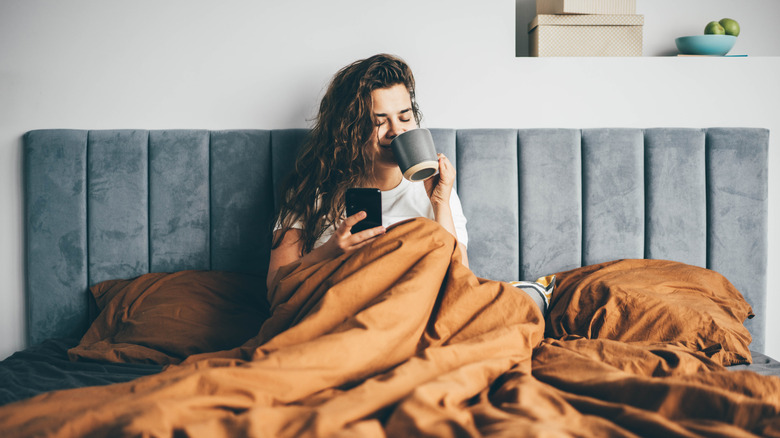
1,218,778,437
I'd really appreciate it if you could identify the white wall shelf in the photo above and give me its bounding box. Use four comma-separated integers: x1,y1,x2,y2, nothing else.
515,0,780,57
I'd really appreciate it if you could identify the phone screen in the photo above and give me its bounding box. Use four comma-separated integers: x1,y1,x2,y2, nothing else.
345,188,382,233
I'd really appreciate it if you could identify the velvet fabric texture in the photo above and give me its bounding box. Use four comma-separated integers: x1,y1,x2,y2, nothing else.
3,220,779,437
67,270,269,365
24,128,769,351
547,259,754,365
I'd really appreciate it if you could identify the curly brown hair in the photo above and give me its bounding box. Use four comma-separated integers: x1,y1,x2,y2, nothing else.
272,54,422,254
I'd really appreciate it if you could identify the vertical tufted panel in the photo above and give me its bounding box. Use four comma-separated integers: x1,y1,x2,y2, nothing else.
87,130,149,286
706,128,769,352
22,127,770,352
270,129,309,212
210,130,274,276
517,129,582,280
24,130,89,345
581,128,645,265
644,128,707,267
456,130,519,281
148,130,210,272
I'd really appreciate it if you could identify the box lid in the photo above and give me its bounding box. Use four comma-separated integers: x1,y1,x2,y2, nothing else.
536,0,637,15
529,14,644,32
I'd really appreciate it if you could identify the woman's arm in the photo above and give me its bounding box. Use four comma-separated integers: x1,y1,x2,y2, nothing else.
424,154,469,268
430,202,470,268
267,228,306,290
266,211,386,290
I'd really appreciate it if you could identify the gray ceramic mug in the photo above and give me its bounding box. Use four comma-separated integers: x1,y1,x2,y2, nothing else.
390,128,439,182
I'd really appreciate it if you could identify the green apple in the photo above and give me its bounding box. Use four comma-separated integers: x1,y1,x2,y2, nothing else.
719,18,740,36
704,21,726,35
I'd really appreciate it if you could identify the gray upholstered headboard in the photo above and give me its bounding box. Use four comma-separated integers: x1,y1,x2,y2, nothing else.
24,128,769,351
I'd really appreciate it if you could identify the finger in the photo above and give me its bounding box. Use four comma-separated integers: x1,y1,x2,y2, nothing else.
438,153,453,168
340,211,366,234
350,224,386,241
436,154,451,174
348,227,386,250
423,173,439,193
437,155,456,180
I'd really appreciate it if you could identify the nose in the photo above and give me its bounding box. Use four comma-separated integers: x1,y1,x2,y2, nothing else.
386,120,409,139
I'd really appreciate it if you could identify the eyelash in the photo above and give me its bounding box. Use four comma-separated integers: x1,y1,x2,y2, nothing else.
375,118,412,126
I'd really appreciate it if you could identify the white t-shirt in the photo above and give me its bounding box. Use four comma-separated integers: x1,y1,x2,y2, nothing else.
280,178,468,250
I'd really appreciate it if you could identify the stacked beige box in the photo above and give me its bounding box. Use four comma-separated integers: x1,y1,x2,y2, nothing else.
530,0,643,57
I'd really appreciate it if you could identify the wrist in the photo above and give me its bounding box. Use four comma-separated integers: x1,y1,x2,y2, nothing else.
431,200,452,217
430,192,452,209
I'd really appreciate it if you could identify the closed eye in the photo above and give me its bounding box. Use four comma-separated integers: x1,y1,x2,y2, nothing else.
374,107,412,124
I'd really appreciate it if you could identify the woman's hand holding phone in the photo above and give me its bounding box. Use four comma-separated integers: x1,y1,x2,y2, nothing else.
313,188,385,261
316,210,385,260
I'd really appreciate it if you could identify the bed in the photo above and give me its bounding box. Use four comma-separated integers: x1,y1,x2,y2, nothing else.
1,127,778,436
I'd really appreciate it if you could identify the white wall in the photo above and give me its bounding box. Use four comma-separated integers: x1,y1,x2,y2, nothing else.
1,0,778,360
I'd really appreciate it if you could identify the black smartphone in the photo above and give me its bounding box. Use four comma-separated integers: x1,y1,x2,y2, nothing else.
345,188,382,233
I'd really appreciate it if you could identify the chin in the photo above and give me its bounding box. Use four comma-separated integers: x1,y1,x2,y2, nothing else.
376,157,399,171
380,159,398,169
375,149,396,163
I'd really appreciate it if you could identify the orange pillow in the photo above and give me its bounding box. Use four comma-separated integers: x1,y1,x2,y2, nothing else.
68,270,269,365
546,259,754,366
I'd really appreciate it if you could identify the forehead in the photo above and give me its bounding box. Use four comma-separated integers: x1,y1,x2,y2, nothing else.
370,83,411,114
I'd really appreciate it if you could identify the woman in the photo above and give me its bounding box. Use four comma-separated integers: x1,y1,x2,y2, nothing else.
267,54,469,289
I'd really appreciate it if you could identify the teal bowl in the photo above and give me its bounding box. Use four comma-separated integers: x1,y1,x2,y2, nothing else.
675,35,737,56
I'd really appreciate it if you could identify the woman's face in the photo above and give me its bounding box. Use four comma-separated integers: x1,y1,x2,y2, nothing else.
367,83,417,169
